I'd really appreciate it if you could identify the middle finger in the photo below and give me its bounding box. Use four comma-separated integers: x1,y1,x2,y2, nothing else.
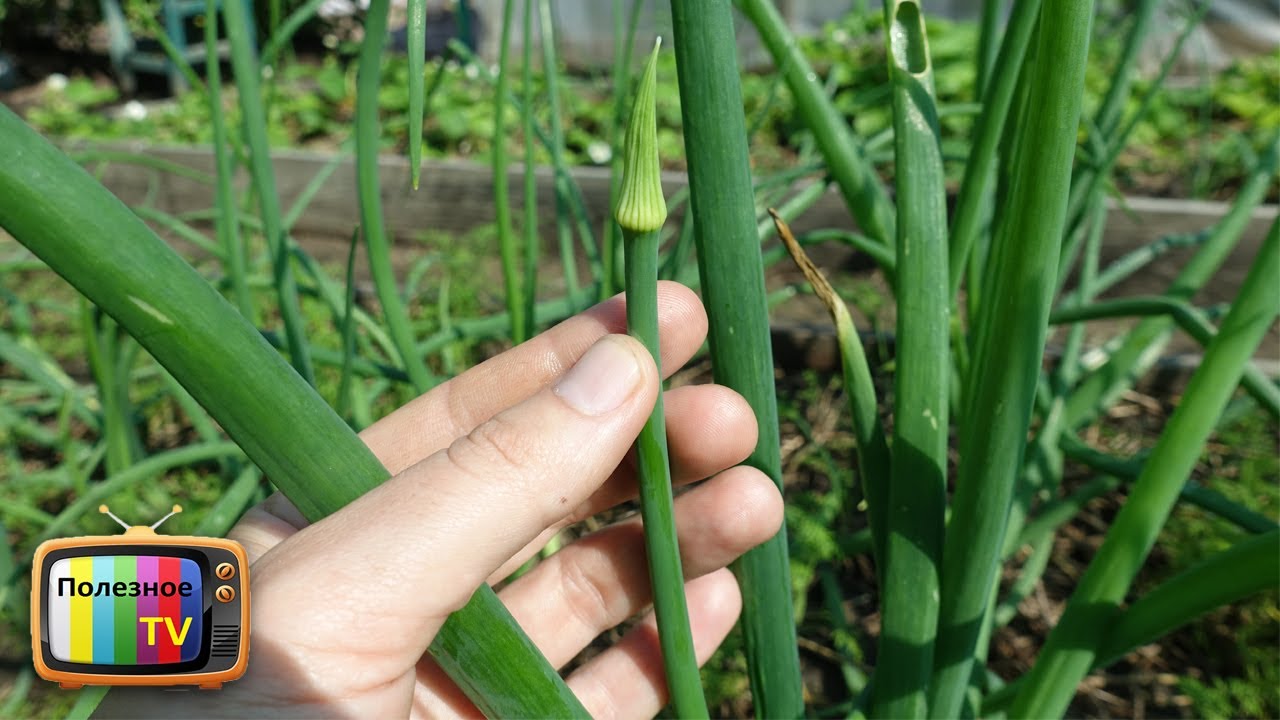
486,383,759,581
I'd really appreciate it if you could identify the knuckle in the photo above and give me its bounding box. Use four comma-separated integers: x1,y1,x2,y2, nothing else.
555,551,618,638
447,413,538,480
575,670,620,720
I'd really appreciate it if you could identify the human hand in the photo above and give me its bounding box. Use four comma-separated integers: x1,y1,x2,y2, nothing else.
98,282,783,718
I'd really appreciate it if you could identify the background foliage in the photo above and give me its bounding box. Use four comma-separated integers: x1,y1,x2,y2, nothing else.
9,11,1277,201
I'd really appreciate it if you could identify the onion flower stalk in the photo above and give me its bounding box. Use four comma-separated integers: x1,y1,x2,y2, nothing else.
615,37,708,720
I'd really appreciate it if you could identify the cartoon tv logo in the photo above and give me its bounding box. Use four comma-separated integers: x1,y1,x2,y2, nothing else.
30,505,249,689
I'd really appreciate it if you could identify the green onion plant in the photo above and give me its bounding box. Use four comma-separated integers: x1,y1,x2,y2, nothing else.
871,5,949,717
1,0,1276,718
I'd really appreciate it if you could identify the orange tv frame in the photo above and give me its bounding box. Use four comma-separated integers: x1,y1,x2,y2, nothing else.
31,524,249,689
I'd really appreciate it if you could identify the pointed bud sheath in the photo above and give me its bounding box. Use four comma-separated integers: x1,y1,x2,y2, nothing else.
614,39,667,234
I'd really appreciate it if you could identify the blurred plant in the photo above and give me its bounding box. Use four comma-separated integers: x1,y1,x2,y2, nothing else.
14,9,1277,202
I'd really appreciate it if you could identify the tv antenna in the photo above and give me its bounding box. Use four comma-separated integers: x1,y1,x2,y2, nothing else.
99,504,183,535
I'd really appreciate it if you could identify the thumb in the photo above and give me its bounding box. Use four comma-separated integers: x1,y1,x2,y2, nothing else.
248,335,658,667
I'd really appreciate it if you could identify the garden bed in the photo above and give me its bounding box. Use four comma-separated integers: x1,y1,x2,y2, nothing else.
5,12,1277,206
71,141,1280,375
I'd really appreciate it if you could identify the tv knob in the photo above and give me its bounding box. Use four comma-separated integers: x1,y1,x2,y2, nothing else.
215,585,236,603
215,563,236,580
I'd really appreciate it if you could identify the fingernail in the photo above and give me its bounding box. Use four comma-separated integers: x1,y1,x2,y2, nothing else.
554,336,642,416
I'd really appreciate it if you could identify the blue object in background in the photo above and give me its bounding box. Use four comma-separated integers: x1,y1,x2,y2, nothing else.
0,50,17,91
98,0,255,96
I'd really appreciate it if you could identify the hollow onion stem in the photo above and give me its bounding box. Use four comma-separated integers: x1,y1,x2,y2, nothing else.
355,0,433,390
623,226,706,719
669,2,804,715
492,0,526,343
222,0,313,384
